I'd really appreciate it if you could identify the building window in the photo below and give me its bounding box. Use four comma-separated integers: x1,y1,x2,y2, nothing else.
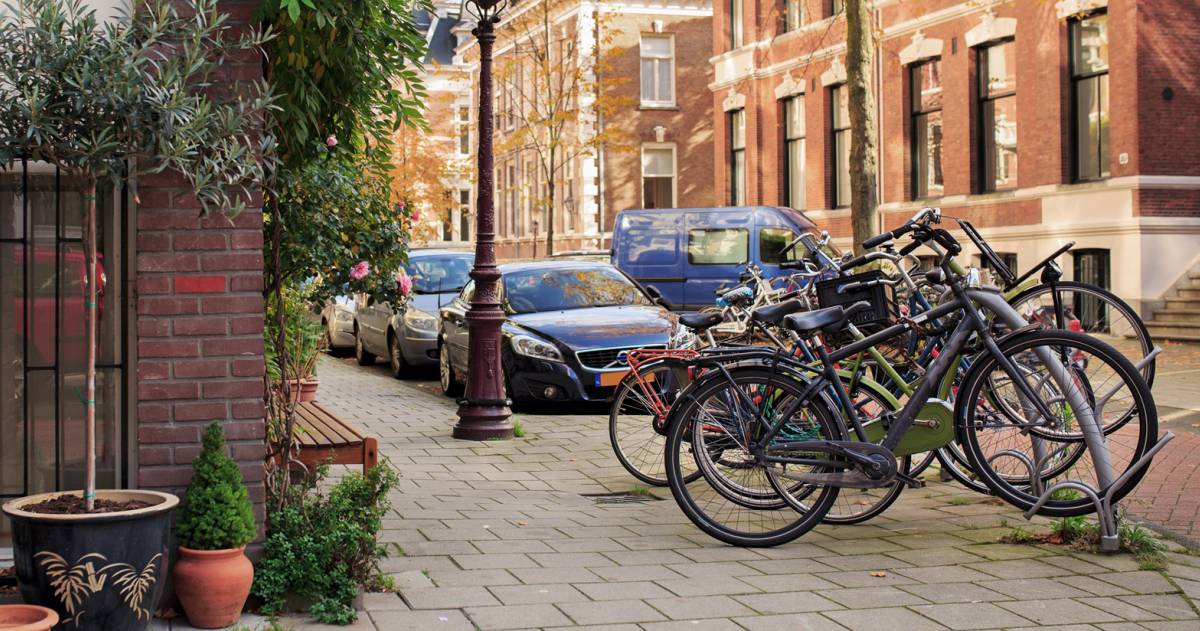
1071,12,1109,182
783,95,806,209
784,0,803,32
642,145,676,209
457,106,470,155
563,158,575,232
978,39,1018,191
640,35,675,107
831,0,844,16
730,0,743,49
831,85,850,207
507,163,518,236
458,189,471,241
729,109,746,205
688,228,748,265
910,58,944,199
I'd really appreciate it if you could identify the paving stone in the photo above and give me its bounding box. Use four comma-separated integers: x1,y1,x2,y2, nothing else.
674,547,766,563
909,602,1033,630
589,564,685,582
892,565,995,584
573,580,675,601
978,577,1092,600
1094,571,1178,595
815,569,919,588
464,603,574,630
815,553,916,571
451,553,538,570
965,558,1071,579
1079,596,1166,622
426,568,520,587
510,566,604,584
825,606,948,631
997,599,1122,625
1116,594,1198,620
362,591,410,612
556,599,668,625
530,552,617,568
655,575,761,597
885,548,987,567
486,583,591,605
818,586,929,609
602,549,694,566
639,620,745,631
364,609,475,630
402,585,501,610
733,612,848,631
898,582,1012,605
645,595,758,620
733,591,844,615
737,573,841,593
1058,575,1139,597
741,558,833,575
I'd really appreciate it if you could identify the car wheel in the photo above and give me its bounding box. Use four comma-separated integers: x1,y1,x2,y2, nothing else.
388,330,409,379
355,327,376,366
439,339,463,397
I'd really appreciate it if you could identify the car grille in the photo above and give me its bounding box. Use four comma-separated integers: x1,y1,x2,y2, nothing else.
576,345,664,370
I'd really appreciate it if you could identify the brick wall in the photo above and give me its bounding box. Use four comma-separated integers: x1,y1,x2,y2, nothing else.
134,0,266,527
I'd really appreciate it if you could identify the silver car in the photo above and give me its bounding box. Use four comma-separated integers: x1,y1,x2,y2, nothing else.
353,249,474,377
320,294,358,354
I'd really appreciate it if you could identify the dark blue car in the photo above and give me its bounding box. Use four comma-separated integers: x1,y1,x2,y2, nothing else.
437,261,678,403
610,206,820,311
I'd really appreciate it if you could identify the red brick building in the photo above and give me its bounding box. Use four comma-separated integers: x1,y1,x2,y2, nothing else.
711,0,1200,321
1,0,266,545
454,0,717,259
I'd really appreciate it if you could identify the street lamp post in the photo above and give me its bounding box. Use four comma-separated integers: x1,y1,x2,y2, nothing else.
455,0,514,440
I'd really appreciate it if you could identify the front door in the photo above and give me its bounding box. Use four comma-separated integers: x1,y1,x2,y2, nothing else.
1,162,130,545
1073,248,1111,332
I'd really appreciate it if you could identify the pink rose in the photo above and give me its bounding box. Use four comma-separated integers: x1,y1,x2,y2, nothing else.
326,135,338,147
411,210,421,223
350,260,370,280
396,269,413,296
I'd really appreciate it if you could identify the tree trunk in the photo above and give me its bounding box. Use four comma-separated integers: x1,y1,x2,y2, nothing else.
846,0,878,255
81,175,98,511
546,154,556,257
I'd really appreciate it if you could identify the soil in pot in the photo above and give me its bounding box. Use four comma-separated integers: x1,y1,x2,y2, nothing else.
22,494,150,515
174,547,253,629
0,604,59,630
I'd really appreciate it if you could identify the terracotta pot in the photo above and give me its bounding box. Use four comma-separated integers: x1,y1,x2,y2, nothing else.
0,605,58,631
286,378,319,403
173,546,253,629
1,490,178,631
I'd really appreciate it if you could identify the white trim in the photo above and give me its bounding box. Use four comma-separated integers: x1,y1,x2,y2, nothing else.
640,143,678,210
965,9,1017,48
721,88,746,112
820,57,846,87
774,72,805,99
899,31,944,66
639,32,677,108
1056,0,1108,19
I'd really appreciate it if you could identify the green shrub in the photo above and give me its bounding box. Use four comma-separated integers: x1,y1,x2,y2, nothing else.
253,463,399,625
177,422,257,550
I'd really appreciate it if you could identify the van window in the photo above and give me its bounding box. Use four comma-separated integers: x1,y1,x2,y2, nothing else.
688,228,748,265
623,233,679,265
759,228,799,265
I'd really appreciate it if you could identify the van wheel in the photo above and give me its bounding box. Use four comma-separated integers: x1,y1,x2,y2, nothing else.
355,327,376,366
388,330,409,379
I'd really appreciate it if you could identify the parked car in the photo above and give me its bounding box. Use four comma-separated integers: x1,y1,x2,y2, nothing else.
438,261,677,403
610,206,819,311
353,249,474,377
319,294,358,355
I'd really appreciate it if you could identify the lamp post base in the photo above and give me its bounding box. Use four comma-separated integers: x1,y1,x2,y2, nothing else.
453,401,513,440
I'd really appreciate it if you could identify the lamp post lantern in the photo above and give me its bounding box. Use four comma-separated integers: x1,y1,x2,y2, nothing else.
455,0,514,440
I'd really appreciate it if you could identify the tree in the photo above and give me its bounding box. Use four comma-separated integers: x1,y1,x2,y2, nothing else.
0,0,273,510
845,0,879,254
492,0,631,255
388,88,465,244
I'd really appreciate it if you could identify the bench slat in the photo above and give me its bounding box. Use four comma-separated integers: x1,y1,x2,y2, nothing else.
294,404,344,446
309,402,365,443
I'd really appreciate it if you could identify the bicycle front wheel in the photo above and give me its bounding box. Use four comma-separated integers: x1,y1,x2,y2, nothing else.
609,362,689,486
665,367,842,547
957,330,1157,517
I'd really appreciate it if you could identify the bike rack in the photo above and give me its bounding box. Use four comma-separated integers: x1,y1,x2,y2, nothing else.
1020,347,1169,552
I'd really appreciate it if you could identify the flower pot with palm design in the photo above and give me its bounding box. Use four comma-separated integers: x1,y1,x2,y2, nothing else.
1,490,178,631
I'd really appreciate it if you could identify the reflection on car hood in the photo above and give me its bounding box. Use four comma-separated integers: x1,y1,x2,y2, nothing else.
508,305,675,351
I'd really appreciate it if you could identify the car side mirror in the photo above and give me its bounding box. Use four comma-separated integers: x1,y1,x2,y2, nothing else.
644,285,666,306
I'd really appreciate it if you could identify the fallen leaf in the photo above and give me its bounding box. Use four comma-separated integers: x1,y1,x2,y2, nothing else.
154,608,178,620
516,520,528,526
869,571,887,577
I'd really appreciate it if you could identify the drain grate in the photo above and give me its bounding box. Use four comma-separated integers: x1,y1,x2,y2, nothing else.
583,491,662,504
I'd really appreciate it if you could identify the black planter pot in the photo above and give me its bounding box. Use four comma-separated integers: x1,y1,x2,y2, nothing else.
2,490,179,631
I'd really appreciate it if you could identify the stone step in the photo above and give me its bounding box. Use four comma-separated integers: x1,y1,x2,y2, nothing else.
1146,320,1200,341
1151,310,1200,324
1176,288,1200,300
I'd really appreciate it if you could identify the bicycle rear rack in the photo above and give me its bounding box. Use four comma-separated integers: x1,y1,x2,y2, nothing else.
1018,347,1170,552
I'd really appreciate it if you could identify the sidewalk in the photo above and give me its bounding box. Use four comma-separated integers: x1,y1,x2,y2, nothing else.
275,354,1200,630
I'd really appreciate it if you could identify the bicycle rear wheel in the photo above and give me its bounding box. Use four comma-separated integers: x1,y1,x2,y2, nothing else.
665,367,841,547
957,330,1157,517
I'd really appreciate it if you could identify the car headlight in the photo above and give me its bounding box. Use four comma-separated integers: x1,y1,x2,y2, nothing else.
404,308,439,332
511,334,564,362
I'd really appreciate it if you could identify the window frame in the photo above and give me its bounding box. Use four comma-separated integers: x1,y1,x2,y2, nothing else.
639,34,676,108
457,105,470,156
640,143,678,209
909,57,945,200
458,189,471,241
687,228,750,265
782,94,806,209
977,39,1018,193
1069,10,1110,183
730,0,743,49
830,84,850,208
783,0,803,32
729,109,746,206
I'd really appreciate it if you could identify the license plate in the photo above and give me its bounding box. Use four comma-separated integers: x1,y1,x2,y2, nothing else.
597,370,629,387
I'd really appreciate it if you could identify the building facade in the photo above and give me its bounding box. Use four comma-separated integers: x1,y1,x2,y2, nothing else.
711,0,1200,319
454,0,716,259
1,0,267,545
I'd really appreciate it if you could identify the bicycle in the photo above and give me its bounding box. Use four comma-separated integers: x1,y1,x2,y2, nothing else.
661,208,1159,547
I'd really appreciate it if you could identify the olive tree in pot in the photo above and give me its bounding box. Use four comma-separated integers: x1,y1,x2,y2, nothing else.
0,1,272,629
173,423,256,628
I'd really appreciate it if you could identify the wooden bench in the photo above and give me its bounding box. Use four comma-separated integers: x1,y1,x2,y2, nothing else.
293,401,378,473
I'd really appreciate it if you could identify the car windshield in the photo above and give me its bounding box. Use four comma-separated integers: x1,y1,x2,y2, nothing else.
503,267,650,314
403,255,473,294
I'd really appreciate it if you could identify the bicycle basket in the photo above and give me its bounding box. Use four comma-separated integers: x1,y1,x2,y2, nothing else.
815,270,895,328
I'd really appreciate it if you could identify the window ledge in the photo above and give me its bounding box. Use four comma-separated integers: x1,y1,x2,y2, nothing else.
639,103,679,111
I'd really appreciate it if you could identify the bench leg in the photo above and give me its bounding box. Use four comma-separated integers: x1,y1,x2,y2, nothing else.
363,437,378,473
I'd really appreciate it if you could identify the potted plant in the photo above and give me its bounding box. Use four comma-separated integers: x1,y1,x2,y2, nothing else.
172,423,257,628
0,604,58,631
266,284,324,402
0,1,272,629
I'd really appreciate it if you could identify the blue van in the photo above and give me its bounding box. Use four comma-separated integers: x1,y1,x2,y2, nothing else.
611,207,820,311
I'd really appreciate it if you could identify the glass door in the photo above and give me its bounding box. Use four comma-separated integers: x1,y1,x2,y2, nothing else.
0,161,129,546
